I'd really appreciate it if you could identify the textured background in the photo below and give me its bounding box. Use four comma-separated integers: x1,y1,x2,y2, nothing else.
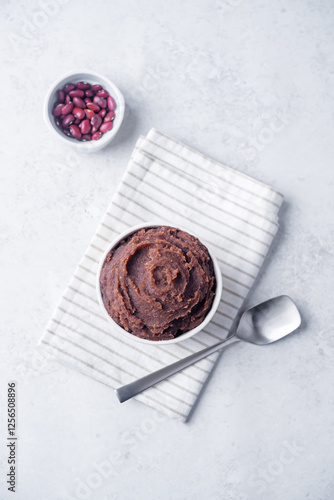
1,0,334,499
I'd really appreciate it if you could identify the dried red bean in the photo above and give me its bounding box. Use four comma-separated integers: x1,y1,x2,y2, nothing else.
104,110,115,122
100,121,113,133
80,119,91,134
53,81,116,142
73,107,85,120
64,83,75,94
82,134,92,141
107,96,116,111
68,89,84,98
87,102,100,112
62,102,74,115
91,114,102,130
72,96,86,109
91,84,102,92
77,81,91,90
96,89,109,98
62,114,75,127
93,96,107,109
92,131,102,140
85,108,95,120
53,103,64,117
69,124,82,139
58,90,65,103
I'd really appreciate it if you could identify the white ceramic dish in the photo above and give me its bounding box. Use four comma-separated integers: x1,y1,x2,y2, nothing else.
43,69,125,153
96,222,223,345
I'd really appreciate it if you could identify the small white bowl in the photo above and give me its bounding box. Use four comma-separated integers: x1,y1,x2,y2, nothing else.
43,69,125,153
96,222,223,345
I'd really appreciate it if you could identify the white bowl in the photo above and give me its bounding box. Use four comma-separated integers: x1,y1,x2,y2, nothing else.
96,222,223,345
43,69,125,153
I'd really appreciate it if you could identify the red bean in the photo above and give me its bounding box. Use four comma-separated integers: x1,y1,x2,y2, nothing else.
62,114,75,127
91,114,102,130
73,107,85,120
82,134,92,141
77,81,91,90
104,110,115,122
80,119,91,134
52,81,116,142
73,96,86,109
64,83,75,94
58,90,65,103
91,84,102,92
69,124,82,139
85,108,95,120
92,131,102,140
96,89,109,98
93,96,107,109
87,102,100,112
62,102,74,115
100,121,113,133
53,103,64,117
107,96,116,111
69,89,84,98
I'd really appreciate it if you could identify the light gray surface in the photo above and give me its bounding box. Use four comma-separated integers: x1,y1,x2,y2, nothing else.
1,1,334,499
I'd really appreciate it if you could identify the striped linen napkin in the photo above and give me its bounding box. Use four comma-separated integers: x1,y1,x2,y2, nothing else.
39,128,283,420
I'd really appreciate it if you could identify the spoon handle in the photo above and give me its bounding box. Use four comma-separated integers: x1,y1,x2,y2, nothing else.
115,335,240,403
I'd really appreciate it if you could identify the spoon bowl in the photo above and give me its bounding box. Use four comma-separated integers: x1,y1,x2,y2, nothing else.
236,295,301,345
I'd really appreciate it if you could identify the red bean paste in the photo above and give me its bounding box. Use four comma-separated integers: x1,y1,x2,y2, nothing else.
99,226,216,341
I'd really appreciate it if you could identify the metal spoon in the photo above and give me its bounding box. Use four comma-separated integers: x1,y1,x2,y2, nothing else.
115,295,301,403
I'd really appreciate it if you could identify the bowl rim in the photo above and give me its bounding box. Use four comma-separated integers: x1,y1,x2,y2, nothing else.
43,69,125,152
95,221,223,345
